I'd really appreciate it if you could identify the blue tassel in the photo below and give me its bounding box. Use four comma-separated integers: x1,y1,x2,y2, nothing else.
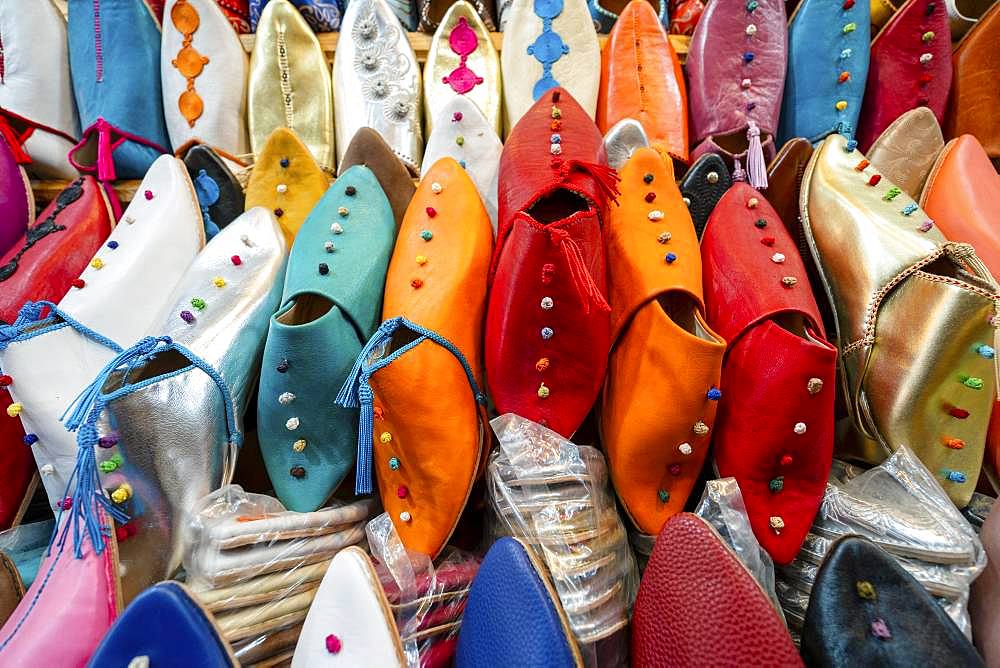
0,300,123,354
194,170,222,241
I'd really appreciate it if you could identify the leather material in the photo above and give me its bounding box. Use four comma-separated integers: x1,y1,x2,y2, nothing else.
217,0,252,32
766,138,813,249
334,0,424,173
486,88,613,438
258,167,396,512
870,0,899,29
0,553,23,627
703,183,837,565
946,1,1000,159
856,0,951,152
456,537,582,668
245,128,330,244
971,505,1000,665
184,144,247,235
500,0,601,133
603,117,649,171
0,520,53,589
251,0,343,31
0,0,80,178
0,155,205,512
162,0,250,159
945,0,994,38
687,0,787,159
249,0,335,172
778,0,869,145
866,107,944,198
597,0,688,163
89,581,238,668
421,97,502,231
423,2,502,137
678,153,730,239
103,208,285,601
291,546,406,667
193,560,328,612
0,135,34,258
590,0,669,33
631,513,802,666
67,0,171,180
420,0,497,31
801,536,985,667
800,133,998,507
339,127,417,228
0,509,122,667
601,148,724,535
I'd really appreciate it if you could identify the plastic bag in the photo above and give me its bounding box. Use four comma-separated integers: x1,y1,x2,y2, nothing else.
487,413,639,667
182,485,379,664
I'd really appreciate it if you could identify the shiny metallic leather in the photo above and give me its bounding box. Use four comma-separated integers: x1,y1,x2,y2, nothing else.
602,118,649,170
800,134,999,507
335,0,424,173
103,209,286,601
869,0,898,29
866,107,944,199
249,0,335,171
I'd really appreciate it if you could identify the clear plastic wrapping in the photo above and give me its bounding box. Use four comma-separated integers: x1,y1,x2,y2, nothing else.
486,413,639,667
367,513,481,668
182,485,379,664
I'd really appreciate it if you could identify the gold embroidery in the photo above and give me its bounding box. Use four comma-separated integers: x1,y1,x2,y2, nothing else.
171,0,209,128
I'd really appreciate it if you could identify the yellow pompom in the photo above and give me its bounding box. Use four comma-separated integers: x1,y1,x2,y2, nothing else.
6,403,23,417
111,483,133,504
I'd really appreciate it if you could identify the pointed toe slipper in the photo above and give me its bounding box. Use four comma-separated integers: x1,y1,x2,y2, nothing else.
601,148,725,536
185,144,247,239
946,2,1000,159
598,0,688,163
0,155,204,512
800,133,998,507
90,581,238,667
456,537,582,668
291,546,406,667
338,127,416,228
856,0,951,152
0,1,80,179
499,0,600,133
251,0,344,32
67,0,170,183
702,183,837,565
162,0,250,159
678,153,731,239
865,107,944,199
0,136,34,258
258,167,397,513
245,128,329,245
421,98,501,233
249,0,334,171
338,159,493,557
334,0,423,173
630,514,802,666
777,0,869,145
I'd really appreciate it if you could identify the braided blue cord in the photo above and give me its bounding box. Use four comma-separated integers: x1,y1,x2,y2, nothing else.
0,300,123,354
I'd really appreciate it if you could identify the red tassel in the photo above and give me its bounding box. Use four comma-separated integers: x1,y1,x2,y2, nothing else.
0,115,34,165
548,226,610,314
559,159,621,204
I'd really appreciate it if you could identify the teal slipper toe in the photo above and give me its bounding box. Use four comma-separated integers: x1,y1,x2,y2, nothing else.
258,165,397,512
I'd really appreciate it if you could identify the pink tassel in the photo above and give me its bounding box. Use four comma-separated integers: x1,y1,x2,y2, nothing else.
101,181,123,221
94,118,117,184
732,158,747,183
746,121,768,189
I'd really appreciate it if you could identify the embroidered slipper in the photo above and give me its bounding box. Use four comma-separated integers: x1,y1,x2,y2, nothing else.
456,537,583,668
589,0,669,33
0,508,122,667
291,546,407,667
336,159,492,557
702,183,837,565
258,167,396,513
334,0,424,173
800,133,999,507
423,2,501,139
161,0,250,160
421,98,502,232
184,144,247,240
856,0,951,152
67,0,171,200
0,135,34,259
678,153,730,240
670,0,705,34
486,88,618,438
0,1,80,179
686,0,786,187
802,536,985,666
865,107,944,199
778,0,868,147
0,178,113,530
338,127,416,228
0,155,205,514
597,0,688,164
217,0,252,32
947,2,1000,160
600,147,725,537
249,0,335,172
245,128,330,245
500,0,600,134
631,513,802,666
251,0,344,31
89,581,239,667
